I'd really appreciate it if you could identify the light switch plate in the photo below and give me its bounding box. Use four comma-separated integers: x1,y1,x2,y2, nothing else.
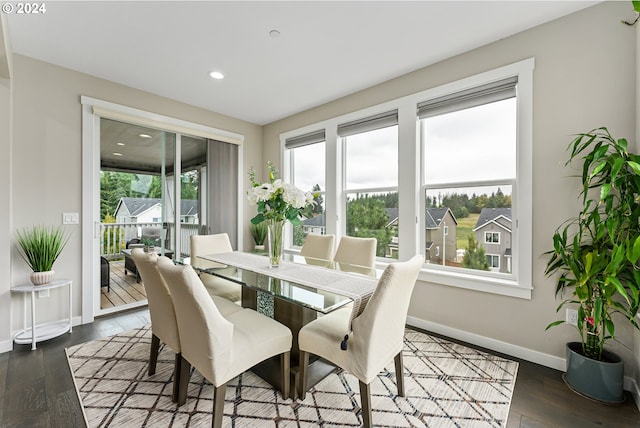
63,212,79,224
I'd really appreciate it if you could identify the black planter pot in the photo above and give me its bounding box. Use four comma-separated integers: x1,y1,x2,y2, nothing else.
564,342,625,404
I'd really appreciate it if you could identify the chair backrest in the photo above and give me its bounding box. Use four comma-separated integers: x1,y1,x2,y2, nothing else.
300,234,335,261
141,227,162,245
333,236,377,268
156,256,233,384
351,255,423,382
190,233,233,269
131,249,180,352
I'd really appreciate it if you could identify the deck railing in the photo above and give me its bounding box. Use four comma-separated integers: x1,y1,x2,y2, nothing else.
101,222,200,259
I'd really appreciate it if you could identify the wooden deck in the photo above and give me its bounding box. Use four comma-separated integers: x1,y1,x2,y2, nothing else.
101,259,147,309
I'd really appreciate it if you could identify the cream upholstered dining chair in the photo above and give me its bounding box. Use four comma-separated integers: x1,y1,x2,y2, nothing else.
132,249,242,406
190,233,242,302
298,255,423,428
156,256,293,428
300,233,335,261
333,236,377,275
334,236,377,267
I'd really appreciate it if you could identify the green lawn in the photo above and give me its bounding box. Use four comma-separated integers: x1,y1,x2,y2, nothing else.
456,213,480,251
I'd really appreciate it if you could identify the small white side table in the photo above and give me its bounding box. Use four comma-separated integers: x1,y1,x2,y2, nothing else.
11,279,73,350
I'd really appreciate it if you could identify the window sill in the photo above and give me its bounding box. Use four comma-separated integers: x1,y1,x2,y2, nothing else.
417,267,532,299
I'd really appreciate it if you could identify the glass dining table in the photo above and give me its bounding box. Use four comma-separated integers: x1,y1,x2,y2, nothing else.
187,251,379,399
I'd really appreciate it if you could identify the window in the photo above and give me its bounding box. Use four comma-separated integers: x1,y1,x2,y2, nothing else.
485,232,500,244
279,59,533,298
285,130,326,248
487,254,500,269
420,77,516,280
339,111,398,259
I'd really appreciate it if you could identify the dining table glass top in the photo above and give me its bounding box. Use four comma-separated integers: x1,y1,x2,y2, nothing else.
185,252,379,314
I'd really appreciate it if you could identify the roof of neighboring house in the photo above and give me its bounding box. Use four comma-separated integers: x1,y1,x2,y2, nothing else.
302,213,326,227
426,207,457,229
385,208,399,228
115,197,199,217
473,207,512,231
386,207,457,229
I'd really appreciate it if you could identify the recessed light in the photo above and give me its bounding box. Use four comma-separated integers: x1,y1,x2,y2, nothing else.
113,152,123,156
117,142,125,146
269,29,280,38
209,71,224,80
139,133,152,139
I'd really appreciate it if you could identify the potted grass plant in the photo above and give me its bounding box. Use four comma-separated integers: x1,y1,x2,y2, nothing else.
16,224,70,285
249,220,267,252
545,127,640,403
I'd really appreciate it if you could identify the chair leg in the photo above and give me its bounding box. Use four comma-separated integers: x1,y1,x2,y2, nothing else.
298,350,309,400
149,334,160,376
281,351,290,399
172,352,182,403
212,383,227,428
394,351,405,397
359,381,372,428
177,354,191,406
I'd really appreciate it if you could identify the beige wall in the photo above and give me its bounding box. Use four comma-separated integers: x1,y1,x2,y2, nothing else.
5,54,262,342
263,2,637,372
0,16,12,352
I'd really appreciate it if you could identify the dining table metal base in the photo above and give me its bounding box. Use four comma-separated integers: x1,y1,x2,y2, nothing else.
242,288,337,399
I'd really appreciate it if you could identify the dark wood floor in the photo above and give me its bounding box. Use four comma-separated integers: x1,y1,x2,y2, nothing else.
0,306,638,427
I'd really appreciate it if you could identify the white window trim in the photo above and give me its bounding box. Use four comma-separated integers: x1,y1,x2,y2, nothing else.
81,96,246,323
485,231,500,244
280,58,533,300
487,253,500,269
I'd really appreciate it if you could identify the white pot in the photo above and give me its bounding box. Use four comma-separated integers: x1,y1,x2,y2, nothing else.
30,270,55,285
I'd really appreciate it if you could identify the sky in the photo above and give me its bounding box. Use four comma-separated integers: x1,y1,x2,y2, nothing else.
291,97,515,197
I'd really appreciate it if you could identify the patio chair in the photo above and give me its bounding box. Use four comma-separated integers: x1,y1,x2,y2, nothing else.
100,256,110,292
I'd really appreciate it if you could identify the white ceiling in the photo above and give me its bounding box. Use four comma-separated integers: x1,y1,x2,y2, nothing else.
6,1,602,125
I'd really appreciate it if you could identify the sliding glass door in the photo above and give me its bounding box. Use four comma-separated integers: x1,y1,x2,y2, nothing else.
98,118,209,314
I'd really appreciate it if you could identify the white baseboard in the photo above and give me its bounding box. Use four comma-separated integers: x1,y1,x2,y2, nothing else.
72,315,83,327
406,316,567,370
0,338,13,353
407,316,639,406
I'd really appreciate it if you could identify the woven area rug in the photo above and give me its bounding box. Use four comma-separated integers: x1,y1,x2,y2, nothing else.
66,326,518,427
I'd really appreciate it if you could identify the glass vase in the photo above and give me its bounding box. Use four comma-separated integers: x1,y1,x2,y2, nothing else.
267,218,285,267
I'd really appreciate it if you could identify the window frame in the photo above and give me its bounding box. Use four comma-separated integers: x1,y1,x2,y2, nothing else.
487,254,500,269
340,119,399,261
280,58,533,299
283,134,328,249
485,231,500,244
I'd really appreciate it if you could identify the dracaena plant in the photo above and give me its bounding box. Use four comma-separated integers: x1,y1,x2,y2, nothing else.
545,127,640,360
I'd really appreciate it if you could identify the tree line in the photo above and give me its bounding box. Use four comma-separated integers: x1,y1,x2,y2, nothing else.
426,188,511,219
100,171,199,222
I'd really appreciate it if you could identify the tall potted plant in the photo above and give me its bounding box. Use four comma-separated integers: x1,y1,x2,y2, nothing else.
545,127,640,403
16,224,70,285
